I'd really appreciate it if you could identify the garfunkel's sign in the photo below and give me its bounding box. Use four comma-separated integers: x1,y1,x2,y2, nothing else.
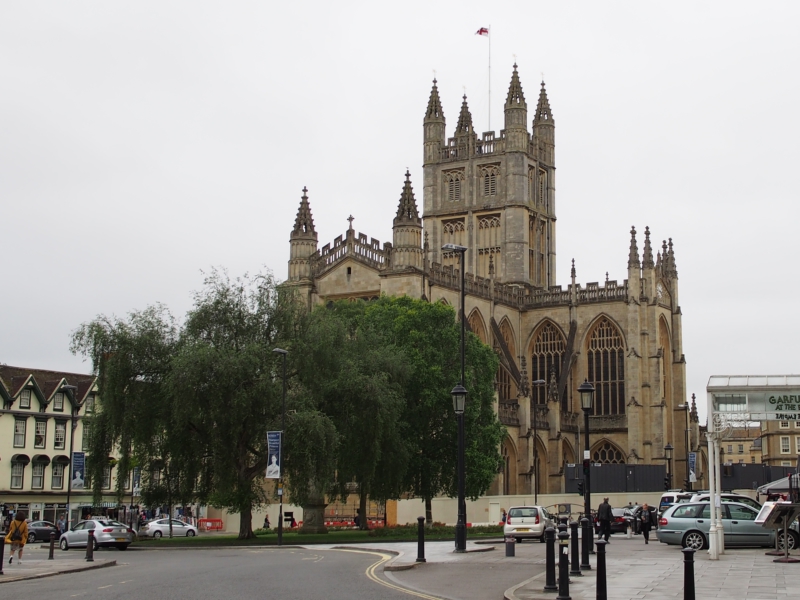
768,393,800,419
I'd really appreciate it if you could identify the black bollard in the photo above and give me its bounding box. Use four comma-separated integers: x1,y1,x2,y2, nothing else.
544,526,557,592
556,529,572,600
569,521,582,576
86,529,95,562
682,547,696,600
580,517,592,570
505,534,516,557
416,516,426,563
49,531,56,560
595,539,608,600
0,526,5,575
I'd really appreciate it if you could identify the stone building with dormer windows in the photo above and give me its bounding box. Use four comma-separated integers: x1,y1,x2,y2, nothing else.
285,64,700,495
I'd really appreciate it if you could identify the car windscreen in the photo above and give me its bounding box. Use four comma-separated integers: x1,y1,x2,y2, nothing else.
509,508,538,518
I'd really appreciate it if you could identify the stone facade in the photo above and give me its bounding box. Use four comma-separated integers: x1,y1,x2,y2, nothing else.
285,65,697,495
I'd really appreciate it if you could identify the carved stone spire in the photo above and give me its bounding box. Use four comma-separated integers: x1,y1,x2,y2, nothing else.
642,226,655,269
291,187,317,240
425,78,445,122
666,238,678,278
455,94,474,135
505,63,526,108
628,226,640,268
394,170,421,226
533,81,554,125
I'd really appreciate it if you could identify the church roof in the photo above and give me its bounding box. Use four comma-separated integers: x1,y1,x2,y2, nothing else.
394,170,421,226
291,187,317,240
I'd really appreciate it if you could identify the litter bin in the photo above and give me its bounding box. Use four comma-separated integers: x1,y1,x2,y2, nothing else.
505,536,516,557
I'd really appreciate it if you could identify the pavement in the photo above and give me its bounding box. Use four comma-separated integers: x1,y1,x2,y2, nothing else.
2,532,799,598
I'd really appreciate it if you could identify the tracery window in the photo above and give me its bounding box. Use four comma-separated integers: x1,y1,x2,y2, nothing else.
593,442,626,464
531,322,565,408
480,165,499,196
538,170,547,209
444,170,464,202
496,365,514,403
587,317,625,415
477,214,500,278
529,218,547,286
441,219,466,271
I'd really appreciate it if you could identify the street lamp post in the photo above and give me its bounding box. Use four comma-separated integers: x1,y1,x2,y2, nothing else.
272,348,288,547
578,380,595,523
677,400,692,490
443,243,468,553
531,379,546,505
61,385,79,531
665,443,674,489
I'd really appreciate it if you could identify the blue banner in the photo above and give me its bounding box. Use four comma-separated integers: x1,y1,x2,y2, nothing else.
132,466,141,495
266,431,282,479
71,452,86,489
688,452,697,483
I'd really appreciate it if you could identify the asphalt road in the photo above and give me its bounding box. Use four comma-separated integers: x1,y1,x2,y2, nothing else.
1,546,433,600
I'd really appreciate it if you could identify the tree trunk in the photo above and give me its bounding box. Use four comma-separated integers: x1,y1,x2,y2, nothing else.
425,497,433,526
238,501,254,539
359,487,369,530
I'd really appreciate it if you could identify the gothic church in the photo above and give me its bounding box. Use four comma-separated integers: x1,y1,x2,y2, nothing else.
286,64,696,495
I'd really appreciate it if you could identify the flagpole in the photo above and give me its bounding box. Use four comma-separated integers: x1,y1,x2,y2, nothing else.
488,25,491,131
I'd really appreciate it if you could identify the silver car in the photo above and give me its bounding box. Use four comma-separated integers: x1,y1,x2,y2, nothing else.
59,519,134,551
138,518,198,538
503,505,555,542
657,502,787,550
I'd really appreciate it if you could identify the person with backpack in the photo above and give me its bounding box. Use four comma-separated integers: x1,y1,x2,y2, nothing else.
5,511,29,565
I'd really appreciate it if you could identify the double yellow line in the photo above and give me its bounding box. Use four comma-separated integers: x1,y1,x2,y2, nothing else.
333,549,445,600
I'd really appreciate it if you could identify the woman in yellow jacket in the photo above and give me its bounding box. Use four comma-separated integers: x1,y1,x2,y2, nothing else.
5,511,29,565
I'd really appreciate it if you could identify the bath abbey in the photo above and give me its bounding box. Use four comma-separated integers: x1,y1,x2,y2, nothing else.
285,64,698,495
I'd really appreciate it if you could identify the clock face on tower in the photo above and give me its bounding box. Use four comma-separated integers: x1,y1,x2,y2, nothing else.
656,283,664,299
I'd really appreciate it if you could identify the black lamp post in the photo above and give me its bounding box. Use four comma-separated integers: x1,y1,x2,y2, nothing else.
678,397,692,491
665,443,674,489
272,347,288,547
443,242,468,553
61,385,79,531
578,380,595,521
531,379,546,505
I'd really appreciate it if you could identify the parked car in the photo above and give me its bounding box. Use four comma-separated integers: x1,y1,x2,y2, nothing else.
60,519,134,551
594,508,633,535
689,493,762,511
503,505,555,543
26,520,60,544
658,491,693,517
138,518,199,538
657,501,797,550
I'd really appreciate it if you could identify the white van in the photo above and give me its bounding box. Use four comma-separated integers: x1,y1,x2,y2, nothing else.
658,491,692,516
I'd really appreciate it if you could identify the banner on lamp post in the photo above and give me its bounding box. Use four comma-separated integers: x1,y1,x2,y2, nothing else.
266,431,282,479
688,452,697,483
71,452,86,489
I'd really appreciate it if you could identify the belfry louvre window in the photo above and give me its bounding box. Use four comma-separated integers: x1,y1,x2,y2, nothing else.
587,317,625,415
480,165,499,196
444,170,464,202
530,322,565,407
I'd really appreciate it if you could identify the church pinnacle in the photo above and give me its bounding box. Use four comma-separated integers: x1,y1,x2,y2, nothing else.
291,187,317,240
394,170,421,225
505,63,526,108
455,94,474,135
425,79,444,122
628,226,640,268
533,81,554,125
642,226,655,269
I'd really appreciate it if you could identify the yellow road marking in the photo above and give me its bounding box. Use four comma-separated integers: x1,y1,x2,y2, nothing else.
330,549,445,600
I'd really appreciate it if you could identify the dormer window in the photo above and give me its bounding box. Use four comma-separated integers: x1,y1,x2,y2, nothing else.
19,389,31,409
53,392,65,412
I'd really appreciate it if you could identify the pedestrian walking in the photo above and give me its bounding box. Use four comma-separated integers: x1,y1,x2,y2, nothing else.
5,511,29,565
597,497,613,542
57,513,66,535
640,503,656,544
501,508,507,524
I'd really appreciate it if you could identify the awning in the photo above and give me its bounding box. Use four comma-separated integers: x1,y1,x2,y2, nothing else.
32,454,51,465
10,454,30,465
52,455,71,465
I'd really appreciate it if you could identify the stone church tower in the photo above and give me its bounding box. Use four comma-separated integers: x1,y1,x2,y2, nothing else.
284,65,692,495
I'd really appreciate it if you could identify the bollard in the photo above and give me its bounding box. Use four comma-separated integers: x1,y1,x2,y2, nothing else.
580,517,592,570
569,521,582,576
544,526,557,592
682,547,696,600
505,535,516,557
595,539,608,600
416,516,426,562
0,526,5,575
626,520,632,539
86,529,95,562
49,531,56,560
556,529,572,600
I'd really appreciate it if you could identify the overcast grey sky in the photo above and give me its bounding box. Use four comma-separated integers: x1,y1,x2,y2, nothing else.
2,2,798,423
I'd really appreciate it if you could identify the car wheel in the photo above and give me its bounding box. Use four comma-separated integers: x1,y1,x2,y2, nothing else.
117,544,129,551
777,530,800,551
153,530,163,539
681,531,706,550
187,530,196,537
60,538,69,551
28,532,37,544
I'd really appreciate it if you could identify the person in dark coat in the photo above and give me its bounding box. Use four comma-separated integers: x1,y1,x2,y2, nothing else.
640,503,656,544
597,498,613,542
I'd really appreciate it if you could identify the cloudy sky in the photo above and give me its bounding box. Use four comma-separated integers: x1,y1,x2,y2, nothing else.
2,2,798,423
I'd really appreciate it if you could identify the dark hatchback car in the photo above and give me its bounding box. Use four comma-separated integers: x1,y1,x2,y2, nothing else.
26,520,60,543
594,508,632,535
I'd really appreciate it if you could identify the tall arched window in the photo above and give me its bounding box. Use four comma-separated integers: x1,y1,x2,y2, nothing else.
441,219,465,271
531,321,565,407
476,214,501,278
587,317,625,415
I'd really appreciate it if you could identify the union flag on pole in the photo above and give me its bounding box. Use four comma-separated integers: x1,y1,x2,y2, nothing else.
475,27,489,36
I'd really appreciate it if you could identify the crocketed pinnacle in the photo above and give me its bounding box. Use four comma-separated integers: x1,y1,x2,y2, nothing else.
394,170,421,225
642,226,655,269
628,226,640,269
425,78,444,122
505,63,526,108
666,238,678,278
456,94,474,135
291,186,317,239
533,81,554,125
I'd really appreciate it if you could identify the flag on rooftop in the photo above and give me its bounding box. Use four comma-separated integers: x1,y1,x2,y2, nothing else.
475,27,489,36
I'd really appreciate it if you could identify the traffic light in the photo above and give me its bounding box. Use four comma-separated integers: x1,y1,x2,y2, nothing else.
577,481,585,496
582,458,590,477
664,476,670,490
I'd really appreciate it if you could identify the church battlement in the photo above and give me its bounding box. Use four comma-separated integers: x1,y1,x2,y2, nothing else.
312,230,391,277
441,131,504,161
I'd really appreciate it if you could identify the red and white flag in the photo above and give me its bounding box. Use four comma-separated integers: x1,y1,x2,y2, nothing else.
475,27,489,36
